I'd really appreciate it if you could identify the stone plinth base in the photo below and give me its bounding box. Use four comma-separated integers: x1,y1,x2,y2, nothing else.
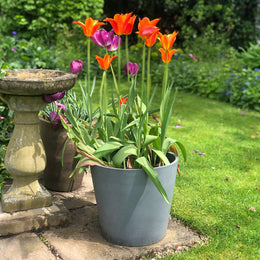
0,196,70,237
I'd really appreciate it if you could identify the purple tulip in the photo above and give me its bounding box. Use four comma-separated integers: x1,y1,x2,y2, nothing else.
49,111,59,122
70,59,82,75
91,29,121,51
49,111,68,129
43,91,65,103
124,62,139,77
91,29,111,47
56,102,66,110
107,34,121,51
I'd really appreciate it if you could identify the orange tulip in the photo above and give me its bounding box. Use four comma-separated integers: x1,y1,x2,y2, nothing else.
145,31,158,47
104,13,136,36
73,18,104,37
95,53,117,70
136,17,160,41
159,48,177,63
120,96,128,105
158,31,178,50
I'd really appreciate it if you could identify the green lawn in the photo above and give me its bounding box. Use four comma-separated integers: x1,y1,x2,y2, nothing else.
162,92,260,259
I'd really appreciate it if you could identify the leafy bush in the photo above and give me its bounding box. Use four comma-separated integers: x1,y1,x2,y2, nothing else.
0,0,104,44
239,43,260,69
220,69,260,111
0,33,58,69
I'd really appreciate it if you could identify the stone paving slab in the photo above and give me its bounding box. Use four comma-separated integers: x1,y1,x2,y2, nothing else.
0,232,56,260
43,204,201,260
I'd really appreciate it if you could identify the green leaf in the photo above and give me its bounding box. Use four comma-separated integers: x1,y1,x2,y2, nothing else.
93,141,122,158
136,156,170,204
21,55,31,61
175,141,187,161
77,142,96,155
151,148,170,165
144,134,159,146
121,118,139,132
160,87,177,149
112,145,138,168
163,137,187,161
149,126,161,149
162,137,177,154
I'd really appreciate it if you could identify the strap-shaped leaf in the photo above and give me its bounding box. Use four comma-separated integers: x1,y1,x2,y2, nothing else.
163,137,187,161
93,141,122,158
144,135,159,146
121,119,139,132
162,137,177,154
136,156,170,204
151,148,170,165
77,142,96,155
175,141,187,161
112,145,138,168
61,108,90,145
160,87,177,149
69,156,102,178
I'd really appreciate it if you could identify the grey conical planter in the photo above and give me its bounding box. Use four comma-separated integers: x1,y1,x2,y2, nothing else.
91,152,178,247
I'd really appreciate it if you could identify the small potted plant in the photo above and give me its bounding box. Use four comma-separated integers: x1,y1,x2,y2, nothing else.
39,60,86,192
61,13,186,246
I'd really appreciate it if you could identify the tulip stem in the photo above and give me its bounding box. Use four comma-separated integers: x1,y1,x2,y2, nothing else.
87,37,91,94
117,36,121,87
147,47,151,107
110,64,120,98
100,71,107,139
162,61,169,101
125,35,130,83
141,41,146,102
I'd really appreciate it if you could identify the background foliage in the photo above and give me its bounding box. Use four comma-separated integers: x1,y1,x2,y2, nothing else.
0,0,104,44
104,0,257,49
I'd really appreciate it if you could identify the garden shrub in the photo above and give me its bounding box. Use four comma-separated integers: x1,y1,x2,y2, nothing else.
0,0,104,44
0,33,58,69
220,69,260,111
239,43,260,69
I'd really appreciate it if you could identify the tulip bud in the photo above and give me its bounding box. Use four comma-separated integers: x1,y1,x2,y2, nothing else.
70,59,83,75
43,90,65,103
124,62,139,76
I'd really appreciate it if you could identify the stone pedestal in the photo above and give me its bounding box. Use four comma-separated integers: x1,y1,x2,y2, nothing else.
2,96,52,212
0,69,77,213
